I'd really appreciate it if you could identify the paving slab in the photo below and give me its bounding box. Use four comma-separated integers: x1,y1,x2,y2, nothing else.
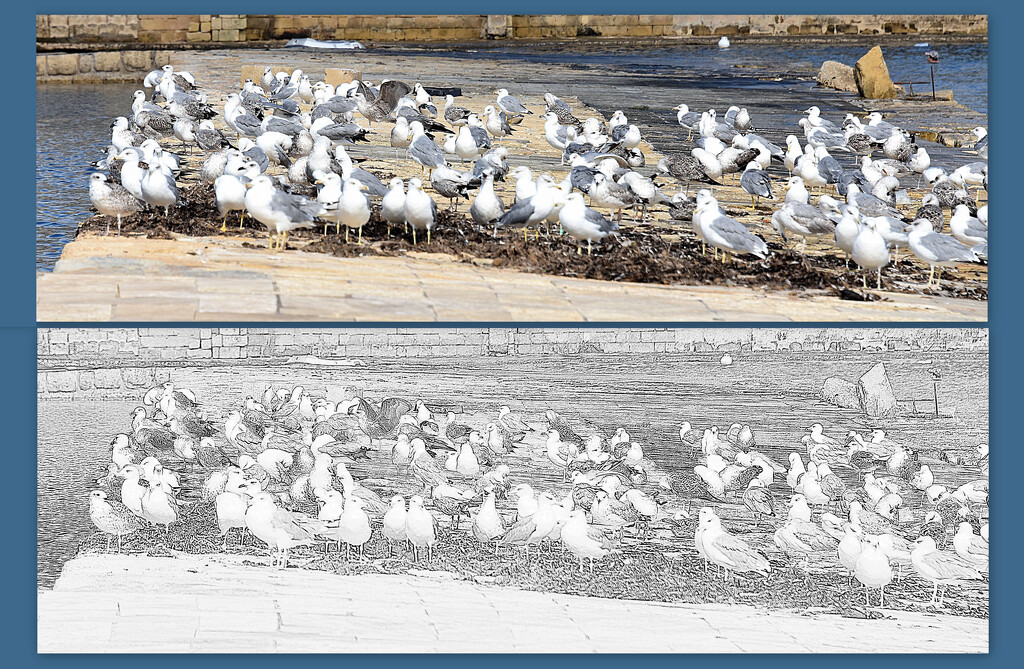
38,553,987,653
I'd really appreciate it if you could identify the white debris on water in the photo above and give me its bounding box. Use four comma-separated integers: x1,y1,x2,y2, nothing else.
284,38,364,49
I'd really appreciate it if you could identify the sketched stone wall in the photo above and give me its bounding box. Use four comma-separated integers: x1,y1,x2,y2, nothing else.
37,328,988,400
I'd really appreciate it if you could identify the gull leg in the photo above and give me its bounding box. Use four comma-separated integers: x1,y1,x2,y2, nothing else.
221,214,228,232
359,227,363,244
105,218,111,236
345,227,349,244
876,268,882,290
927,264,935,287
413,228,417,245
117,214,123,236
428,228,432,244
588,240,593,255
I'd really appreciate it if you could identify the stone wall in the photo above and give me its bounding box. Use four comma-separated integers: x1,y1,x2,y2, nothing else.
37,15,988,46
36,328,987,400
37,327,987,366
36,49,173,83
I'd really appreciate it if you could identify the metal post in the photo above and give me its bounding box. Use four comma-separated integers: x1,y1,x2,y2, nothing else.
930,65,936,101
933,380,939,415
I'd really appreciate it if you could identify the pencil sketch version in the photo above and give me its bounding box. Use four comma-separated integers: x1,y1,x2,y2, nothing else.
37,327,988,652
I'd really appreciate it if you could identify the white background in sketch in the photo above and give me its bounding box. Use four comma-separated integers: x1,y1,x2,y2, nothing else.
38,328,987,652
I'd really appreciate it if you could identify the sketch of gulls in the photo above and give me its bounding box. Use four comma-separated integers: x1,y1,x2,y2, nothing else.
698,507,771,579
89,490,146,552
911,536,983,606
855,535,894,607
405,495,438,561
245,491,324,567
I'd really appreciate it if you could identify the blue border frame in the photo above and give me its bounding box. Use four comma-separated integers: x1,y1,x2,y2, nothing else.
15,0,1019,663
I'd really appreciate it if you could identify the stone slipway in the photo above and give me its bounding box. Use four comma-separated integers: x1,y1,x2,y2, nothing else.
37,235,985,322
37,47,987,322
38,553,987,653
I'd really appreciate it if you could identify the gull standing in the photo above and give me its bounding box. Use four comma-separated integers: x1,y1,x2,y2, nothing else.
851,219,890,289
404,177,437,244
907,220,979,286
558,192,618,254
244,174,326,251
89,173,143,235
381,178,407,234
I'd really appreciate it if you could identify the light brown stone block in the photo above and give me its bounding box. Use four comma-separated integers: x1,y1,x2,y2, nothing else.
188,31,212,42
93,51,123,72
325,68,362,87
122,50,153,70
46,53,78,75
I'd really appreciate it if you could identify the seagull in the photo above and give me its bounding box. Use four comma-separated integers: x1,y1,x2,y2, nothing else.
851,219,890,289
245,491,323,567
907,220,979,286
443,94,471,127
244,174,326,251
495,88,531,117
470,172,505,227
139,161,179,216
694,190,768,260
214,160,255,231
408,121,446,174
910,536,983,606
771,201,834,256
405,495,438,561
697,507,771,578
952,522,988,571
380,178,407,234
558,192,618,254
739,162,772,208
334,177,372,243
855,535,894,607
404,178,437,244
89,490,146,552
88,172,143,235
949,204,988,247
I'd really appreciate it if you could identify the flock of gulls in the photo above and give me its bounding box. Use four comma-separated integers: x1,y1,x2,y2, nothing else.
87,62,988,287
89,380,988,609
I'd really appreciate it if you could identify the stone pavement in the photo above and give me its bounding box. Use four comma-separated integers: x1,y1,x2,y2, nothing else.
37,235,986,322
37,554,987,653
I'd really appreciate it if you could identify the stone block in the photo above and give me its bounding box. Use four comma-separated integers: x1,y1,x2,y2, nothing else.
93,368,123,389
821,377,861,410
93,51,123,72
222,17,247,30
47,371,78,393
122,51,152,70
46,54,79,76
854,45,898,99
78,371,94,390
37,55,46,76
325,68,362,87
188,31,212,42
49,24,70,40
858,362,898,417
817,60,857,93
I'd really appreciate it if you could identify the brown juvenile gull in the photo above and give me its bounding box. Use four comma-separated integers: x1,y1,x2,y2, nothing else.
89,490,146,552
89,172,143,235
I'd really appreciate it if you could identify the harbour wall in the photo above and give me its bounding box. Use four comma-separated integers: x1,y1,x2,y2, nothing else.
37,15,988,46
37,328,987,399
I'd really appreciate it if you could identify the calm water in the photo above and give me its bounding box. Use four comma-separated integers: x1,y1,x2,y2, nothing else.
37,351,987,588
36,83,139,271
34,40,986,271
432,39,988,115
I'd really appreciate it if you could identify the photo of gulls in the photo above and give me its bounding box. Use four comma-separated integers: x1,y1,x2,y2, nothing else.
38,327,988,653
37,22,987,321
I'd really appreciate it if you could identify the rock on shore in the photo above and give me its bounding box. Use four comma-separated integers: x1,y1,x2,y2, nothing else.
854,46,898,99
817,60,857,93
